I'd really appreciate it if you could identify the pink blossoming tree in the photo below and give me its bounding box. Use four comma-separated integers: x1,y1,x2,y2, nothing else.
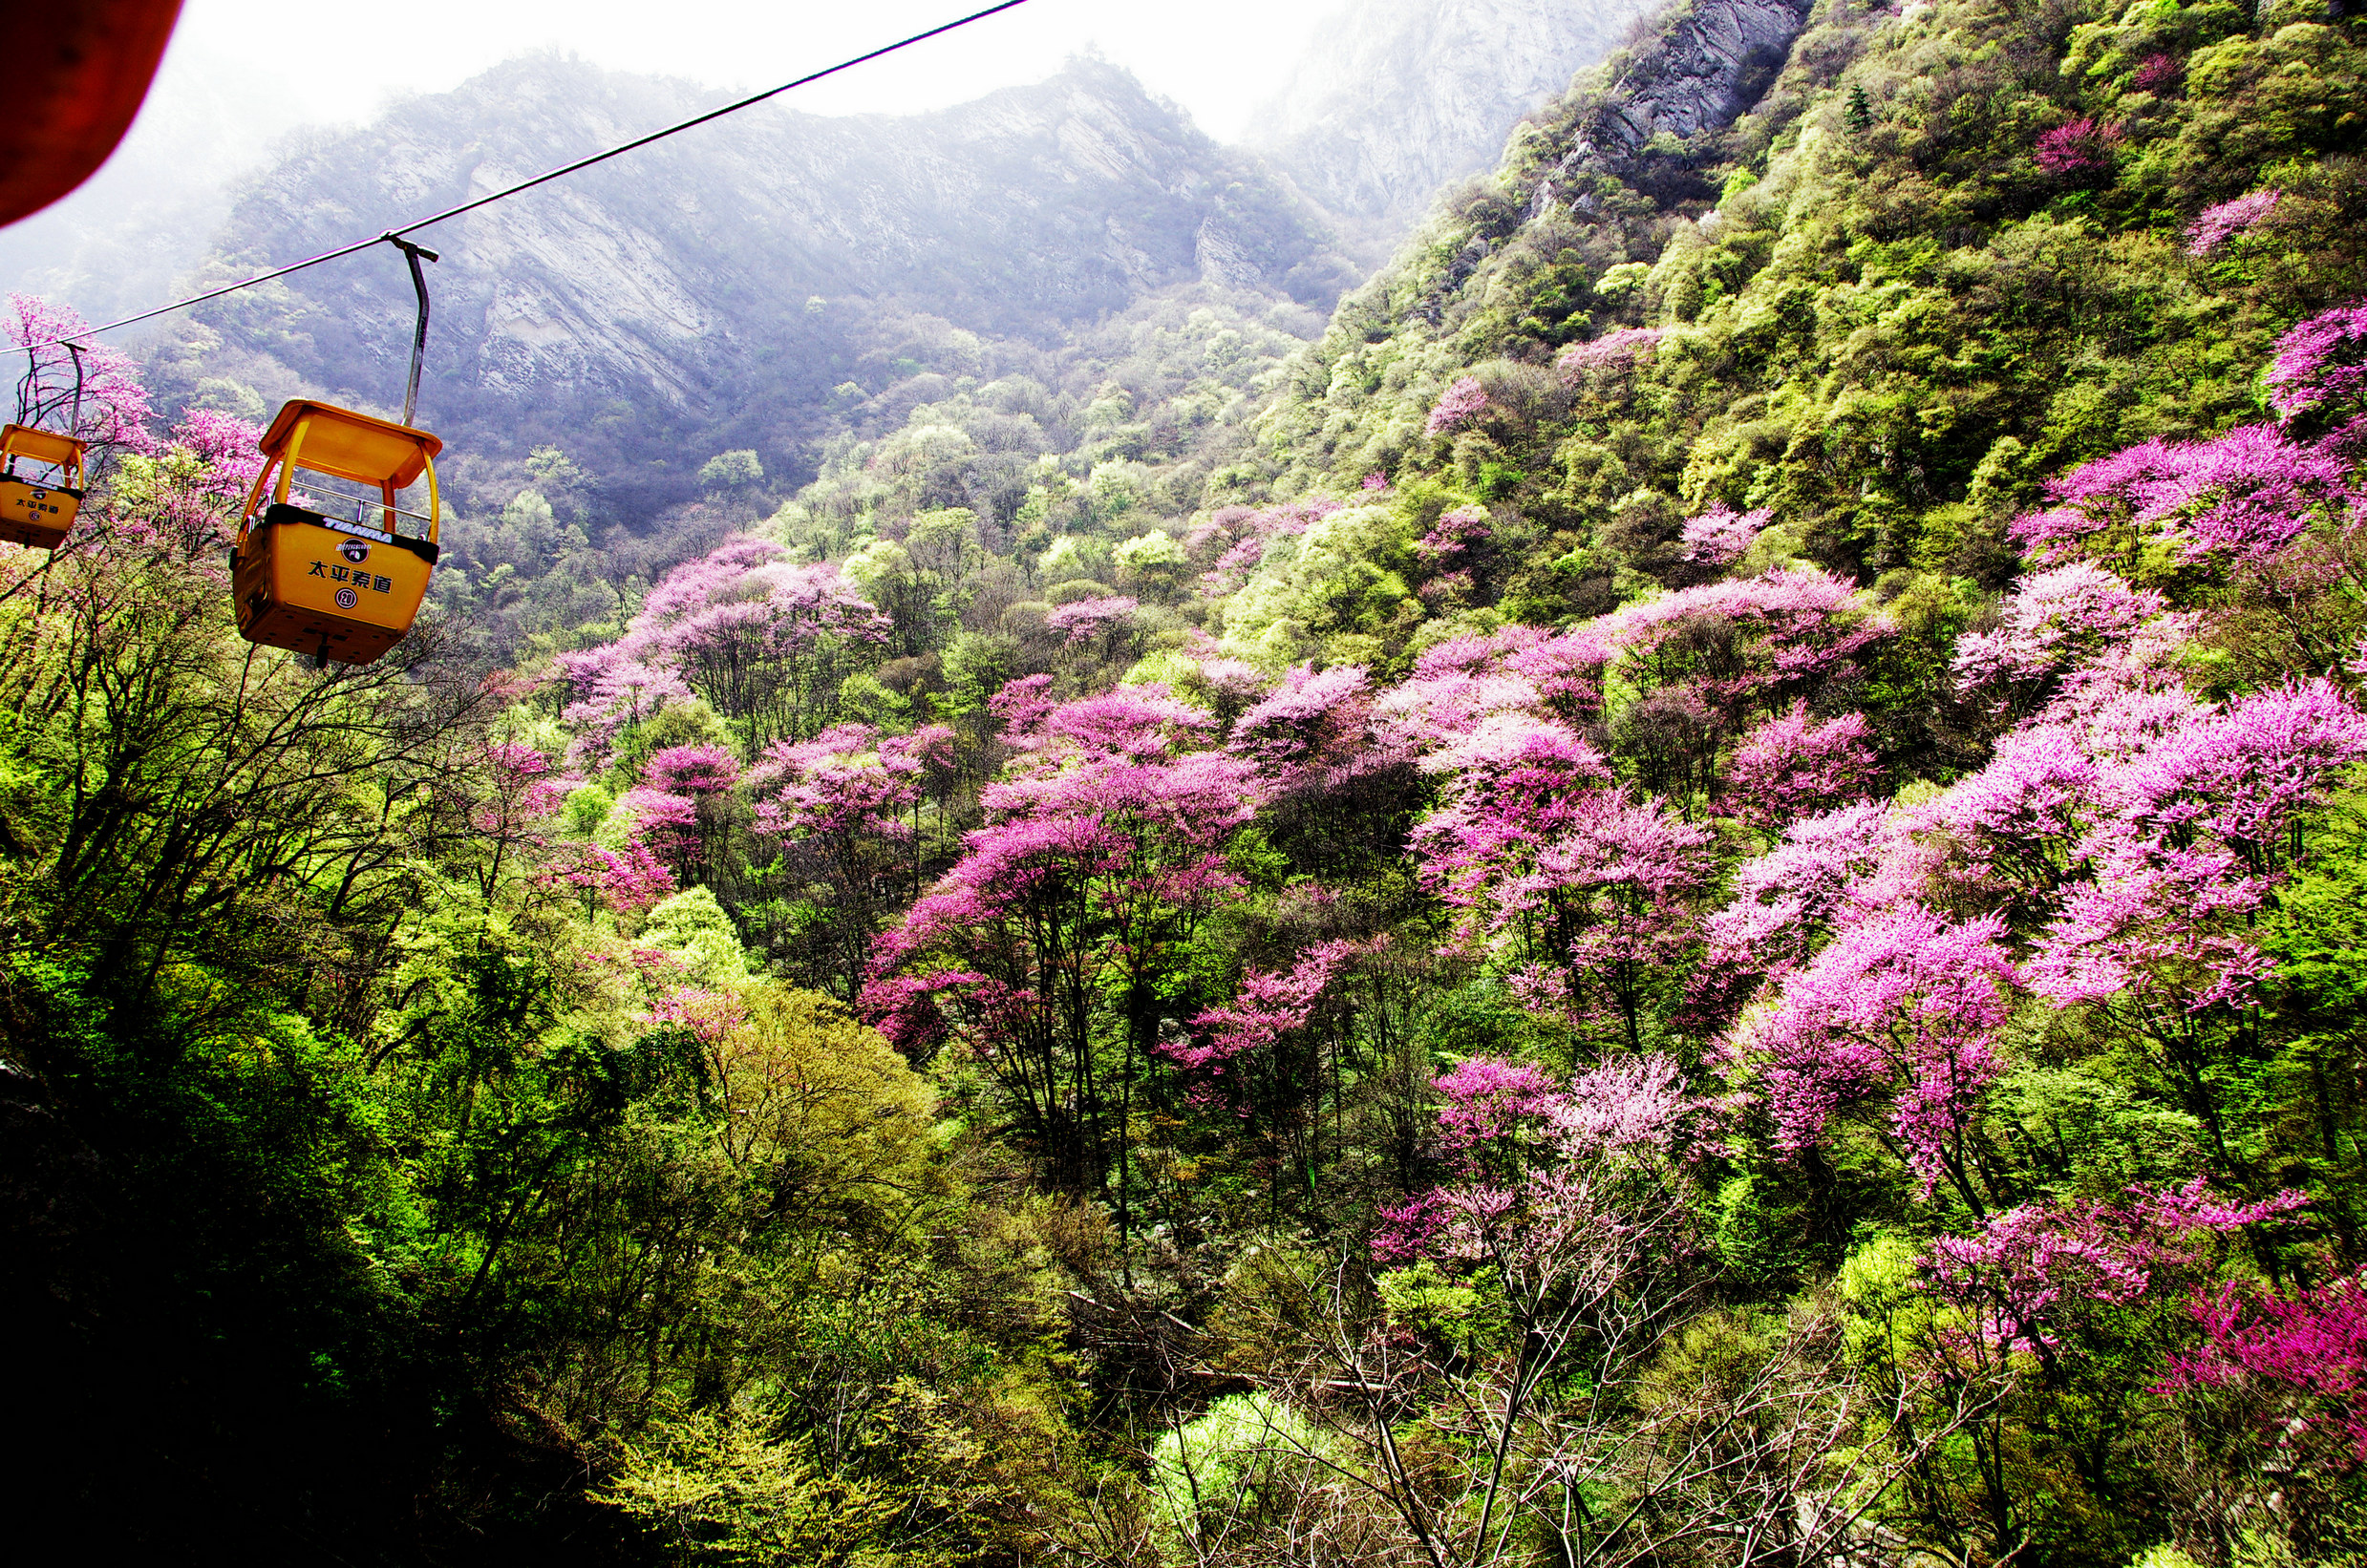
1720,702,1881,831
1412,713,1713,1047
1043,593,1140,650
2266,298,2367,428
2162,1270,2367,1470
868,683,1265,1226
1556,327,1665,378
1375,1053,1710,1557
2012,424,2354,570
1927,1181,2305,1379
1164,935,1386,1189
1685,802,1896,1029
4,294,155,456
2132,53,2180,93
1228,663,1378,794
555,536,890,764
1678,503,1769,565
1425,374,1490,435
748,720,954,996
1741,905,2019,1207
2035,117,2122,175
1952,562,2182,714
2186,189,2280,256
1596,566,1889,729
1412,504,1490,562
619,744,740,882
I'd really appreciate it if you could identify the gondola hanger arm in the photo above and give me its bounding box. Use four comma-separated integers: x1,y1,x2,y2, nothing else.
384,236,437,429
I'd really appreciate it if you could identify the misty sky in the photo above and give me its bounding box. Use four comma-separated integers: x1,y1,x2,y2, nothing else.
160,0,1344,140
2,0,1364,317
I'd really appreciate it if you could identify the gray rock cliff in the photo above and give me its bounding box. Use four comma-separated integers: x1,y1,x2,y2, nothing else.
1578,0,1815,155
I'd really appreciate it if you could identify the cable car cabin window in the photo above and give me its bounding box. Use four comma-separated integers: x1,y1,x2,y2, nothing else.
231,400,442,667
0,423,88,550
280,469,437,544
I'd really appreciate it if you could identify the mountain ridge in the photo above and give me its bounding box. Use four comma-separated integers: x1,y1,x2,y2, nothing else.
141,52,1358,504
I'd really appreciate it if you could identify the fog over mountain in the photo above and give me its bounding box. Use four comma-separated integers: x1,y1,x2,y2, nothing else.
0,42,316,322
1245,0,1659,251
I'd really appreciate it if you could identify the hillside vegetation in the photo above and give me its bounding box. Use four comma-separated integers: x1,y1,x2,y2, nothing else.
10,0,2367,1565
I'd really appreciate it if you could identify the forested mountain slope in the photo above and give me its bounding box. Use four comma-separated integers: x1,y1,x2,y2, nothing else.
11,0,2367,1564
1255,0,2361,586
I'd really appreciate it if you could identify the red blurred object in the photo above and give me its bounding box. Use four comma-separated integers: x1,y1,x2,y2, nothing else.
0,0,186,228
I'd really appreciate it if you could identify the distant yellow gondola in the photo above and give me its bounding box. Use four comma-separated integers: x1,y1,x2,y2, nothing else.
0,422,86,549
231,399,441,666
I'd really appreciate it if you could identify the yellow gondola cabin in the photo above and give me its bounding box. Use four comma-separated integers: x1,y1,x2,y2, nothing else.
232,399,441,666
0,422,86,549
